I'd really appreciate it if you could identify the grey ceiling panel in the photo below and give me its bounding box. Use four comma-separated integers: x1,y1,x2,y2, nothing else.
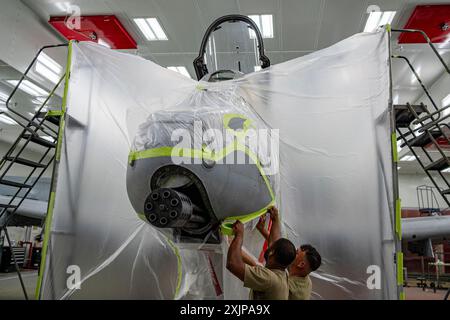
111,0,159,16
143,52,198,78
238,0,278,14
5,0,449,107
22,0,113,17
317,0,368,50
149,0,205,53
279,0,324,51
195,0,240,27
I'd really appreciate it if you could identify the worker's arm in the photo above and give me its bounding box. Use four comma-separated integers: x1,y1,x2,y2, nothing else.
256,215,270,241
226,221,246,281
242,249,259,267
268,206,281,246
227,236,259,267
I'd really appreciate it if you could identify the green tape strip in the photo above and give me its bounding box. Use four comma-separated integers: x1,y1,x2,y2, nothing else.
61,42,72,114
55,117,65,161
35,41,73,300
129,143,276,229
391,132,398,162
399,291,406,300
45,110,63,117
385,24,391,32
137,213,146,221
397,252,404,286
131,145,274,193
166,238,182,299
35,191,56,299
129,143,255,164
128,147,203,163
395,198,402,240
54,39,72,162
220,200,275,236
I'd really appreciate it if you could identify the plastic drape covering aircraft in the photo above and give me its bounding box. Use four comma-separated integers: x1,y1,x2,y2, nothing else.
37,29,400,300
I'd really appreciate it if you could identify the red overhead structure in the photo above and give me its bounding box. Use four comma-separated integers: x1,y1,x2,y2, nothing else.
399,5,450,44
49,15,137,49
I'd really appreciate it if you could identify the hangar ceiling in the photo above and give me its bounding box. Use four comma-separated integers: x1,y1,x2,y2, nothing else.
16,0,450,103
1,0,450,173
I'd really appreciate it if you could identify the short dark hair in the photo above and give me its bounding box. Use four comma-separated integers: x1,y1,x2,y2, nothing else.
270,238,296,268
300,244,321,271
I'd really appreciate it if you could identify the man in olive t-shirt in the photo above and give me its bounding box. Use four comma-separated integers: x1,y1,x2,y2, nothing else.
244,263,290,300
241,250,313,300
241,207,322,300
289,272,312,300
226,220,296,300
287,244,321,300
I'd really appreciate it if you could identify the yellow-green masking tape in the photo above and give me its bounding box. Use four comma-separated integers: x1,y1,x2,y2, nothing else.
46,110,63,117
166,238,182,299
55,117,65,161
220,200,275,236
137,213,146,221
397,252,404,286
35,191,56,299
391,132,398,162
129,145,274,197
129,144,276,235
395,199,402,240
35,41,73,299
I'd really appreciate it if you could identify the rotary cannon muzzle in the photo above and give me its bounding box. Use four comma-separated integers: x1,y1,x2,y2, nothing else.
144,188,207,229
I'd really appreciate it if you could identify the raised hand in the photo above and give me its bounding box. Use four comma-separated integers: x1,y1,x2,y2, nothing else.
268,206,279,221
232,220,244,237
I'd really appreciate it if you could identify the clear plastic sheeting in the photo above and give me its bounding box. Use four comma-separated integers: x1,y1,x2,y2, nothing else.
39,30,398,300
127,83,279,238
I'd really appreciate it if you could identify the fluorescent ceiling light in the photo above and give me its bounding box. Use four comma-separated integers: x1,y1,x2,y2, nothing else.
254,66,262,72
364,11,396,32
442,168,450,173
133,18,168,41
40,136,55,142
147,18,167,40
36,52,62,84
248,14,274,39
167,66,191,79
400,155,416,161
134,18,155,40
7,80,49,97
55,2,71,12
0,114,17,125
